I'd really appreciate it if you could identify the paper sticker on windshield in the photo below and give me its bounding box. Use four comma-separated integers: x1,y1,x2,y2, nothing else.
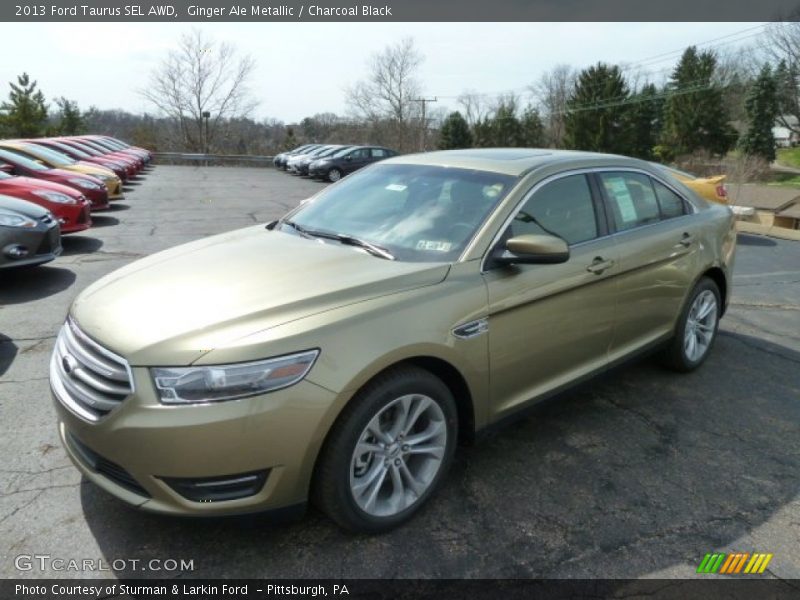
385,183,407,192
605,177,638,223
416,240,452,252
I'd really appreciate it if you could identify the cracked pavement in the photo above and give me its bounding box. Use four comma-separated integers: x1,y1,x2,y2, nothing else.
0,165,798,579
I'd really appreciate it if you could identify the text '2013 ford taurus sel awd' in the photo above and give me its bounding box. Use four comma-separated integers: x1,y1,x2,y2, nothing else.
50,149,736,532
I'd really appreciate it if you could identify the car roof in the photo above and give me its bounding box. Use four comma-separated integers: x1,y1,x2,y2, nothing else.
383,148,650,177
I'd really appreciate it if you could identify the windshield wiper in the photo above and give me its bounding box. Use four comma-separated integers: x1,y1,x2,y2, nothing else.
281,220,394,260
328,233,395,260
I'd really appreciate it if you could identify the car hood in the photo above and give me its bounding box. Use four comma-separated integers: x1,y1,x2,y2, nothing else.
0,193,50,218
0,176,83,198
71,225,450,365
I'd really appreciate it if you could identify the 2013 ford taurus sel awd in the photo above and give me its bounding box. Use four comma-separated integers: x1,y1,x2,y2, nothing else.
50,149,736,532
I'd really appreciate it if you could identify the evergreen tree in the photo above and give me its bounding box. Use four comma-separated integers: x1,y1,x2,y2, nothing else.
1,73,48,137
55,97,85,135
519,105,546,147
489,100,522,146
472,117,494,148
564,63,631,153
281,126,297,150
438,111,473,149
626,83,663,160
774,59,800,135
661,47,734,156
739,64,779,161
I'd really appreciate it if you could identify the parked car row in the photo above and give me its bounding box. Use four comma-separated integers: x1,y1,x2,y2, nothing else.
273,143,397,182
0,135,152,271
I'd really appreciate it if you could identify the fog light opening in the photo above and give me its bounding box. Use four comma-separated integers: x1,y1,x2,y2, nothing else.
4,244,29,259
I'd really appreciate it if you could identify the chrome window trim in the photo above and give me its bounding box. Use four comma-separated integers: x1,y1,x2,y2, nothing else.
478,166,699,273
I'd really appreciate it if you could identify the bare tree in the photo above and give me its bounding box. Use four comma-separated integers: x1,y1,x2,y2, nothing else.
457,91,490,127
531,64,576,147
140,29,257,152
762,17,800,135
346,37,423,152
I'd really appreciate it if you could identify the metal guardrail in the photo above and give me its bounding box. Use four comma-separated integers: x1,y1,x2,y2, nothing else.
153,152,276,166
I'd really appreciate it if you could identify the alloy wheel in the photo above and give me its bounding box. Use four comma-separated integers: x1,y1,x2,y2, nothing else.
349,393,447,517
684,289,718,362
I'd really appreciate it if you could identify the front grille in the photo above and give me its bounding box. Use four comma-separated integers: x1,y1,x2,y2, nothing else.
67,433,150,498
50,319,133,421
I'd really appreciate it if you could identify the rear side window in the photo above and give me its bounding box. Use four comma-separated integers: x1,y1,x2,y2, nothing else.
599,172,661,231
371,148,389,158
653,179,687,219
511,174,598,245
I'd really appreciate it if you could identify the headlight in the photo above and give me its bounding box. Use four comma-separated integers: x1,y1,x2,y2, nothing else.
151,350,319,404
32,190,77,204
0,213,37,228
68,178,102,190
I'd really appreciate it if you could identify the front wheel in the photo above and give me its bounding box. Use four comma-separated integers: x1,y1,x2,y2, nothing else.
327,168,343,183
662,277,721,372
313,366,457,532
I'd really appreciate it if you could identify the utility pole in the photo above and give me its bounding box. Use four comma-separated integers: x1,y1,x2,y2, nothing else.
413,97,437,151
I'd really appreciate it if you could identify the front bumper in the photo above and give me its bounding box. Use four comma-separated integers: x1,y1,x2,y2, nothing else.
53,370,338,516
0,221,61,269
59,202,92,234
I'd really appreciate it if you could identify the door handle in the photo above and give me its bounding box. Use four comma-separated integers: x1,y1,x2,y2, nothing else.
677,232,694,248
587,256,615,275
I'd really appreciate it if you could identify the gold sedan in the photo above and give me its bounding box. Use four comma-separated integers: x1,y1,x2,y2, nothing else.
51,150,736,532
0,141,124,200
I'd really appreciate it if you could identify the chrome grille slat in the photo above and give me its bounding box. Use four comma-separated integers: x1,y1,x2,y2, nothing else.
50,319,134,421
63,322,128,381
70,367,131,396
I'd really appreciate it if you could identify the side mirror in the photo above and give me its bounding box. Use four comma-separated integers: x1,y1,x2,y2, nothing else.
494,234,569,266
345,155,353,161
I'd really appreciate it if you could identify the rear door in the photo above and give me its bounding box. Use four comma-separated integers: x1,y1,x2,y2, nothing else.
483,172,619,420
594,170,700,362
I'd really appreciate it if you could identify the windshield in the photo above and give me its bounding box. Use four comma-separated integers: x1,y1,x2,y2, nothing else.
0,148,49,171
46,141,89,159
331,147,355,158
287,163,517,262
63,141,101,157
317,146,347,158
18,144,75,166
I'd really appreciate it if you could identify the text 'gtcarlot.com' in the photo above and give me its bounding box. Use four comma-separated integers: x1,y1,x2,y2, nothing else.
14,554,194,572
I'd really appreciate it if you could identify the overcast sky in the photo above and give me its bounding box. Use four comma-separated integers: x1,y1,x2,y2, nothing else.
0,22,766,123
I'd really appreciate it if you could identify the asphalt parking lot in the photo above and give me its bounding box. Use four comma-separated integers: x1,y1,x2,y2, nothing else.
1,165,798,579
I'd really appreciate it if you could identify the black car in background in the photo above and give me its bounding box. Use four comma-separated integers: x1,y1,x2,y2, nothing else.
273,144,322,170
286,144,339,175
290,145,355,176
0,194,62,270
308,146,398,182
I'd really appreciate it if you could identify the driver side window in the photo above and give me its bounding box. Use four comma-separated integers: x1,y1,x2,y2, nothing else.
511,174,598,245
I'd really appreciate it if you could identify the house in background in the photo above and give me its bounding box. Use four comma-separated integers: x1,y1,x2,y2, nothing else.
773,115,800,147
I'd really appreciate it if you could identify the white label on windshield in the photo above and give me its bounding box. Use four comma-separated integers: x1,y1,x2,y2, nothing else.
385,184,407,192
416,240,452,252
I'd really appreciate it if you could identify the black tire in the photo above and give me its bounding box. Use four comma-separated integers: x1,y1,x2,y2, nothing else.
662,276,721,372
313,365,458,533
327,168,343,183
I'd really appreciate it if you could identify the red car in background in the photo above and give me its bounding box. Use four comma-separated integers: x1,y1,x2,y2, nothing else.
52,138,141,177
83,135,152,165
30,138,129,182
0,171,91,233
0,147,109,210
58,138,143,176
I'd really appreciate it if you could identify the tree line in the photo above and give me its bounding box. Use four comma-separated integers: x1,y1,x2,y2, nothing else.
0,23,797,166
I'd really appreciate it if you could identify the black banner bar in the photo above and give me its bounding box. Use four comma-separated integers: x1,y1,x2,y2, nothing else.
4,579,800,600
2,0,800,22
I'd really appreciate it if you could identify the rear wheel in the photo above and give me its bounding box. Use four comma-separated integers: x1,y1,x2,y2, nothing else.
328,168,343,183
662,277,721,372
314,366,457,532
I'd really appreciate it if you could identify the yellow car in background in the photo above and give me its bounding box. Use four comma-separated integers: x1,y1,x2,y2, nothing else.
0,141,124,200
653,163,728,205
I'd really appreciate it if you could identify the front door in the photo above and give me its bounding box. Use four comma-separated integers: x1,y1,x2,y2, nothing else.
482,172,618,420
